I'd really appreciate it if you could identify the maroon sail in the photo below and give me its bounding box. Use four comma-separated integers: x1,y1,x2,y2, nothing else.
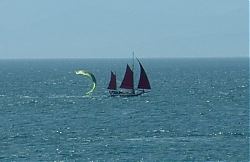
107,71,117,90
137,60,151,89
120,64,134,89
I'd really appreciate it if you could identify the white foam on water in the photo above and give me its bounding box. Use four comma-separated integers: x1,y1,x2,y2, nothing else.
19,95,39,99
48,95,85,99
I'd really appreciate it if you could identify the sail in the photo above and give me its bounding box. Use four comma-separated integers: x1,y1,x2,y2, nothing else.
120,64,134,89
137,59,151,89
107,71,117,90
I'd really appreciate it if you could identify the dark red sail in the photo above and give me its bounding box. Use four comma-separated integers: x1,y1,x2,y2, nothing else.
120,64,134,89
137,60,151,89
107,71,117,90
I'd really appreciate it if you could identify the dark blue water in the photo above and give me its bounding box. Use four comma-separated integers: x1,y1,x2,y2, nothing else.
0,58,249,161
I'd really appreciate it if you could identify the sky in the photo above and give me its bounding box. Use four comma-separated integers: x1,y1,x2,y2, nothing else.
0,0,248,58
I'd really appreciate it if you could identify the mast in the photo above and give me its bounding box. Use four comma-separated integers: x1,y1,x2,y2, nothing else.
132,51,134,73
132,51,135,93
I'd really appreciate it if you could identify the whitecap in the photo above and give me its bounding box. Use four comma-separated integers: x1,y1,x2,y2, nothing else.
48,95,85,99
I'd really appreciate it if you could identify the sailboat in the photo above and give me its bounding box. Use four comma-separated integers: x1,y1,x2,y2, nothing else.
107,55,151,97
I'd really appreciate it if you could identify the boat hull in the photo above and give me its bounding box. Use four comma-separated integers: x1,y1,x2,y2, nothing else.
109,90,146,97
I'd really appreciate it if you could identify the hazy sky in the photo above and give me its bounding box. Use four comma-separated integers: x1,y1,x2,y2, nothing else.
0,0,248,58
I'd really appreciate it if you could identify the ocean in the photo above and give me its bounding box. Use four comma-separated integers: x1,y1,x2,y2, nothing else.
0,58,249,161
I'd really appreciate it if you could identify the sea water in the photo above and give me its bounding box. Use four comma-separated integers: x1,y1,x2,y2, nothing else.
0,58,249,161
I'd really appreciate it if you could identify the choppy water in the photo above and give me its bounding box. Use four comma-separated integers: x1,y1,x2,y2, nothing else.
0,58,249,161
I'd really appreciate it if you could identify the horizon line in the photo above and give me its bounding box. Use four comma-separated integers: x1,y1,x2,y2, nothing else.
0,56,248,60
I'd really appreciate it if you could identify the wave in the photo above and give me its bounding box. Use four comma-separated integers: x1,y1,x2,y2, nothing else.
47,94,109,99
18,95,39,99
48,95,87,99
125,132,248,143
